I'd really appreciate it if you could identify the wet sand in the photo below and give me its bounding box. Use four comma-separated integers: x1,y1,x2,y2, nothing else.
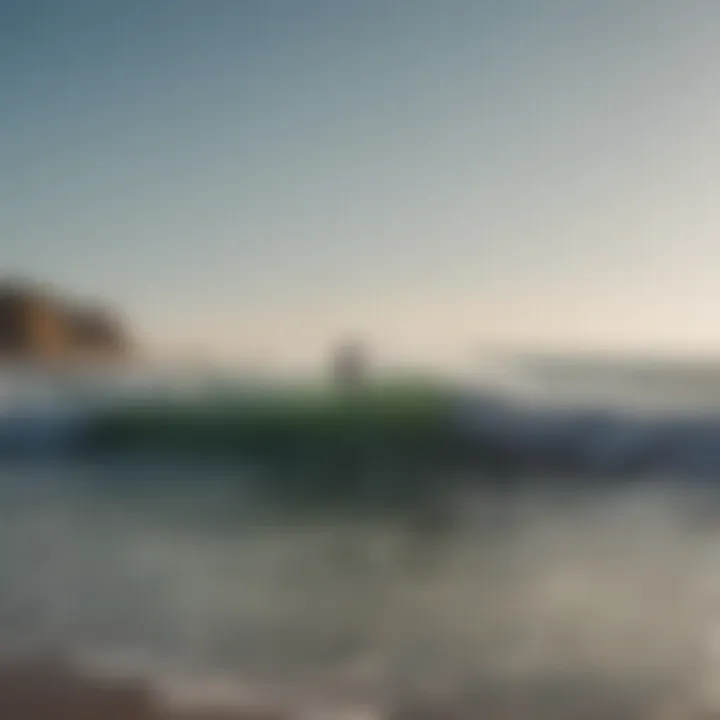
0,657,286,720
0,655,717,719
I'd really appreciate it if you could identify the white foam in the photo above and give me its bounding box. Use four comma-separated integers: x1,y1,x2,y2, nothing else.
0,472,719,715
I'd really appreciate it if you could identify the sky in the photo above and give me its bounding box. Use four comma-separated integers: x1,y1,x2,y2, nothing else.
3,1,720,368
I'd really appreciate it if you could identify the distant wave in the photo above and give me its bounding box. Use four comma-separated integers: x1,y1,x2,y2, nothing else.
2,367,720,481
454,395,720,478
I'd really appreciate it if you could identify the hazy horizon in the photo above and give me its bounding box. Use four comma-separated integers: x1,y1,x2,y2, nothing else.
4,1,720,366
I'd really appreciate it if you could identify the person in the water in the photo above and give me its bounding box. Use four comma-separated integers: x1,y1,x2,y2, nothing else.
331,338,368,391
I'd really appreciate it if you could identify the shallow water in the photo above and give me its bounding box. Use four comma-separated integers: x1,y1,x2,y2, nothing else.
1,462,720,717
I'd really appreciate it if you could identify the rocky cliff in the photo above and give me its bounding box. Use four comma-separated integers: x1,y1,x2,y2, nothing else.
0,279,130,364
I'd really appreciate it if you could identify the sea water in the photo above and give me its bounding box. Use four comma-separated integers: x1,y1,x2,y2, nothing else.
2,367,720,716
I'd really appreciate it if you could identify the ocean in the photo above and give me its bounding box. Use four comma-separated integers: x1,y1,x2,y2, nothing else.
2,364,720,717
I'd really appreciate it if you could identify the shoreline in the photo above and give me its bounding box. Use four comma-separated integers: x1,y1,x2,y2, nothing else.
0,655,289,720
0,654,699,719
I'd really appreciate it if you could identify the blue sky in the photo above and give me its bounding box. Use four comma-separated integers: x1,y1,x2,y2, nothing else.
3,1,720,366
